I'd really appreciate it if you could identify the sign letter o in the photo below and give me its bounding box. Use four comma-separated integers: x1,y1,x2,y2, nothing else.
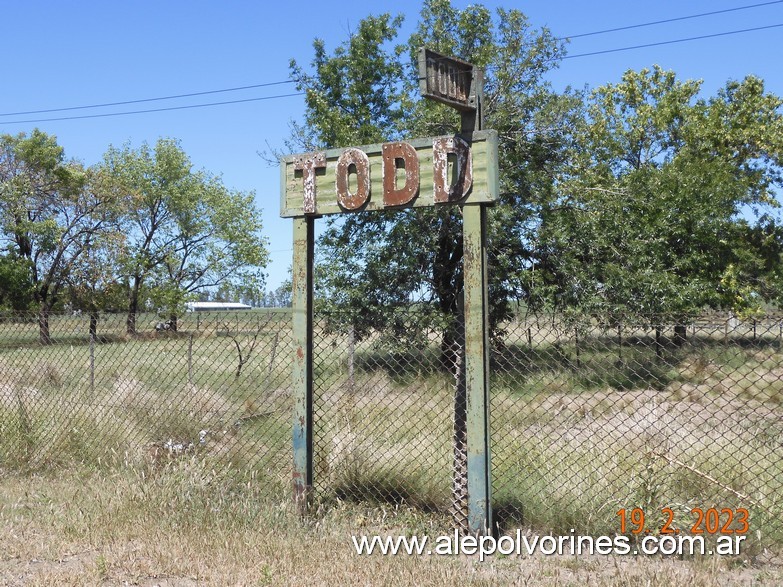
335,148,371,210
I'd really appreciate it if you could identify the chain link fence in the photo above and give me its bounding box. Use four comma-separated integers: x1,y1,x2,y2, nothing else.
312,309,783,550
1,309,781,550
490,313,783,552
0,310,292,491
312,310,457,519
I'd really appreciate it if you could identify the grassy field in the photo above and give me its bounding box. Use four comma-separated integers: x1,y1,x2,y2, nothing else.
0,312,782,584
1,466,782,586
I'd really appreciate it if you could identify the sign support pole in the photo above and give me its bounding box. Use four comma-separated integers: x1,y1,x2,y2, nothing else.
460,62,492,534
462,202,492,534
292,216,314,509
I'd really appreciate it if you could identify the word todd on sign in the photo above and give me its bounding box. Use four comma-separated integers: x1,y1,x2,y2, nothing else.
280,130,497,218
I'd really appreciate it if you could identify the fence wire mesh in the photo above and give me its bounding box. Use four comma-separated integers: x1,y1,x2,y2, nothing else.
490,314,783,549
312,310,458,520
0,311,292,491
1,309,782,550
311,309,783,549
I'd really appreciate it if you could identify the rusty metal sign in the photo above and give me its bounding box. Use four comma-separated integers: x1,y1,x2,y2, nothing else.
417,48,478,112
287,48,494,537
280,131,497,217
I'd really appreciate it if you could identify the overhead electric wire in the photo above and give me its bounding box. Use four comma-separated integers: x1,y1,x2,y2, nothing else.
2,2,782,125
0,92,305,125
562,22,783,60
0,80,295,117
559,0,783,39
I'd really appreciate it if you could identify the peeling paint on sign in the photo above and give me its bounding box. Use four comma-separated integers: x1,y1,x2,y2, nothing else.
432,135,473,203
335,147,371,210
293,152,326,214
281,130,497,218
382,141,420,207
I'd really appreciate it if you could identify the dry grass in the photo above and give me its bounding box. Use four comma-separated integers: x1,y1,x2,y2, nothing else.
1,467,781,587
1,315,782,584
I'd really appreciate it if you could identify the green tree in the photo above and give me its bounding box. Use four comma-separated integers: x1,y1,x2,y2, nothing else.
65,225,126,338
271,278,292,308
538,67,783,333
145,176,268,330
290,1,572,358
103,138,268,332
0,130,118,343
0,252,33,311
102,138,193,334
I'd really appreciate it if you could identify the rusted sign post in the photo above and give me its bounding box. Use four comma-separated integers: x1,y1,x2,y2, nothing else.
291,214,314,507
282,48,495,534
419,47,491,534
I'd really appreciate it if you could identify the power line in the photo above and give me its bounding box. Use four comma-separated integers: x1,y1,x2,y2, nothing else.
0,92,305,125
2,8,782,124
563,22,783,60
559,0,783,40
0,80,295,117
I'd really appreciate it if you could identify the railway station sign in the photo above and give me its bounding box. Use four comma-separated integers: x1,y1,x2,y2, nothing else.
285,47,494,536
280,130,497,217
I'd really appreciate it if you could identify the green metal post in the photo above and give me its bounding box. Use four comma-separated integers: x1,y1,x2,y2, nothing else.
462,203,492,534
292,216,314,509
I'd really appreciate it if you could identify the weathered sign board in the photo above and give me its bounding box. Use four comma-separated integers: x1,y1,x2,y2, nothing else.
280,130,497,217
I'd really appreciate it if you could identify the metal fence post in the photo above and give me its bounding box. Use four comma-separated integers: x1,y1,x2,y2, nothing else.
463,203,492,534
188,334,193,386
269,331,279,377
348,324,355,393
89,332,95,396
292,216,315,510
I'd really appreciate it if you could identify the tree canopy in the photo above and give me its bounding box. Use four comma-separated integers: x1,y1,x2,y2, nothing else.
290,0,574,344
538,67,783,326
102,138,268,332
0,130,120,341
0,132,269,339
289,1,783,341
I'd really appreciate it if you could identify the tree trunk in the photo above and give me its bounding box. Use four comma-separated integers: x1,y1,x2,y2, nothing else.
169,313,178,332
38,303,51,345
437,292,461,372
674,324,687,347
449,305,468,531
126,309,136,335
126,276,141,335
89,310,99,340
440,325,459,373
433,210,462,372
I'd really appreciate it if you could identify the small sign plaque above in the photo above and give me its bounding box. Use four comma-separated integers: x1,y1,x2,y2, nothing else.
417,47,478,112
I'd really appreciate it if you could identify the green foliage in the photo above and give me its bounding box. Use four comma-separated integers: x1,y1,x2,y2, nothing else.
537,67,783,324
1,132,269,336
0,130,119,340
292,1,572,344
100,138,268,328
290,5,783,334
289,13,406,150
0,253,34,311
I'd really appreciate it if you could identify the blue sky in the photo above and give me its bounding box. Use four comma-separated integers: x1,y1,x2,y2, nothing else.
2,1,781,291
